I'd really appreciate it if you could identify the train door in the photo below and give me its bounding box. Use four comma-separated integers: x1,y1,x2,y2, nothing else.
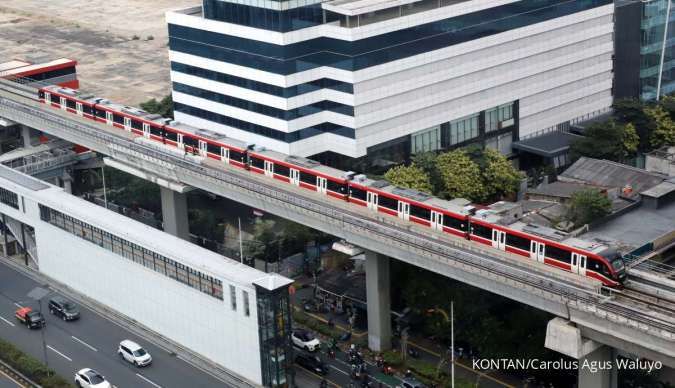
198,140,208,157
60,97,67,110
75,102,83,116
571,253,587,275
105,111,113,126
397,201,410,221
317,177,327,194
530,241,545,263
492,229,506,250
44,91,51,104
430,211,443,231
220,147,230,164
289,169,300,186
123,117,132,132
177,133,184,150
367,191,378,211
142,123,151,138
264,160,274,177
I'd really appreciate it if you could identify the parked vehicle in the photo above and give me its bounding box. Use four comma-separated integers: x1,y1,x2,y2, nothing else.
397,377,426,388
74,368,111,388
292,329,320,352
118,339,152,367
14,307,45,329
48,296,80,321
295,353,328,375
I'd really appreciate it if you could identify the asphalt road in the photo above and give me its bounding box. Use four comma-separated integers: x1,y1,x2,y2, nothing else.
0,260,228,388
0,372,19,388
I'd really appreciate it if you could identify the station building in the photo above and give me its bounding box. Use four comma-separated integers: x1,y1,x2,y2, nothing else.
167,0,614,170
0,165,293,387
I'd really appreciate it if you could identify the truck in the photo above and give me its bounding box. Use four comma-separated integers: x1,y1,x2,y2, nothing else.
15,307,45,329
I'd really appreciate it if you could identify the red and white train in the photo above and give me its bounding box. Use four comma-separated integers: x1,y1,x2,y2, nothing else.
37,84,627,287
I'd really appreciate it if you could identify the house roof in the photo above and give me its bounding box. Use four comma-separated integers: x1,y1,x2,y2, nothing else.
560,157,666,194
512,131,584,157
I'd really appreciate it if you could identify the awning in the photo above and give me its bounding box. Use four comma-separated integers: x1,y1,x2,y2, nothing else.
512,131,584,158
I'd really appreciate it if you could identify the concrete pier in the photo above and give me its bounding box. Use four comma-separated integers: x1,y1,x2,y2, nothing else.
365,250,391,351
160,186,189,240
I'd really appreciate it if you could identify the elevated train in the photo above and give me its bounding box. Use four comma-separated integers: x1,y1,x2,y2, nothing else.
37,84,627,287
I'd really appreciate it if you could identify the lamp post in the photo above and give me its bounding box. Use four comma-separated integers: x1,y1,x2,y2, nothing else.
27,287,50,369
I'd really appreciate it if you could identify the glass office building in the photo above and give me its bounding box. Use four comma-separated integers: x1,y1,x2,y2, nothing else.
167,0,614,167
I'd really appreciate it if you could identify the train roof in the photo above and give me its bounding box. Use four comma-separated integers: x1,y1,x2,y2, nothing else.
42,85,95,100
423,197,472,215
168,121,249,149
251,148,352,180
93,98,166,123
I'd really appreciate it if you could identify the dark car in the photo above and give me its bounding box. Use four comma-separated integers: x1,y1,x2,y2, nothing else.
48,297,80,321
295,353,328,375
15,307,45,329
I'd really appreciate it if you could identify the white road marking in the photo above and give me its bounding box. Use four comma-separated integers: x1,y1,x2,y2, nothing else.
0,316,15,327
13,303,22,308
71,336,98,352
330,366,349,376
47,345,72,361
136,373,163,388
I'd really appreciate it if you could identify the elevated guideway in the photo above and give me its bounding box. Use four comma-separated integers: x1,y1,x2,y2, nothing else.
1,79,675,371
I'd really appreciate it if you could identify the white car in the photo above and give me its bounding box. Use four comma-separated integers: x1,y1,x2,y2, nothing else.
291,329,321,352
118,339,152,367
74,368,111,388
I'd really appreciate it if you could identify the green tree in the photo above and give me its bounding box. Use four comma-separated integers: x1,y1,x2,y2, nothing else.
436,149,486,201
481,148,523,201
244,219,278,263
570,120,639,162
567,189,611,226
384,163,433,194
411,152,443,193
645,104,675,148
140,95,174,119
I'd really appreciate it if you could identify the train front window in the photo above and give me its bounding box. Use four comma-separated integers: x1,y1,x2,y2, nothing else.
611,258,625,272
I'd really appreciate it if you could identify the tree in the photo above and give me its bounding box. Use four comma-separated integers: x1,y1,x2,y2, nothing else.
411,152,443,193
570,120,639,162
645,104,675,149
436,149,486,201
244,219,278,263
481,148,523,201
384,163,433,193
567,189,611,226
140,95,174,119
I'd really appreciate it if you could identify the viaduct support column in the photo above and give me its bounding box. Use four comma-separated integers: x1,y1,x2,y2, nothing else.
365,250,391,351
578,346,617,388
21,125,37,148
160,186,190,240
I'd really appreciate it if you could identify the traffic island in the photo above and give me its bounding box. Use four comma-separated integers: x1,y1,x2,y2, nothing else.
0,337,72,388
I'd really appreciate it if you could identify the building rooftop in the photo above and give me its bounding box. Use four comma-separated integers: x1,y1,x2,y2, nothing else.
512,131,584,157
0,165,49,191
560,157,666,195
527,181,610,200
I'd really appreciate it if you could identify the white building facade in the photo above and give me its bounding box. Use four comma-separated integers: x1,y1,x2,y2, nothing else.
0,166,293,387
167,0,614,168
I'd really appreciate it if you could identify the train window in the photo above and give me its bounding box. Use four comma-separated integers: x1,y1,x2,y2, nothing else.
588,258,604,274
38,90,45,99
327,180,346,194
229,149,244,162
113,113,124,125
505,233,530,251
300,171,315,184
250,156,265,169
94,108,106,119
350,186,367,201
66,99,76,110
207,143,220,155
182,136,198,148
274,163,290,177
377,194,398,210
545,245,571,263
82,105,92,115
150,125,162,137
165,130,177,142
444,215,467,231
50,94,60,104
131,119,142,130
471,223,492,239
410,205,431,220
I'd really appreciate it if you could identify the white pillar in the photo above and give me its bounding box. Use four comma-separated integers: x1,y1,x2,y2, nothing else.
160,186,190,240
578,346,617,388
21,125,36,148
365,250,391,351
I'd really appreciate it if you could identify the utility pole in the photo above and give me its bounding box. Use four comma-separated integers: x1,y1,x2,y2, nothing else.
101,166,108,209
238,217,243,264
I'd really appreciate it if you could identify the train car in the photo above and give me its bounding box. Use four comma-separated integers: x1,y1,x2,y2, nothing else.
38,85,96,118
248,148,351,199
92,99,168,138
468,202,624,286
164,122,249,168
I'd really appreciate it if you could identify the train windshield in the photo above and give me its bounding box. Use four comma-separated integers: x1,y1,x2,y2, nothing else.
611,258,625,273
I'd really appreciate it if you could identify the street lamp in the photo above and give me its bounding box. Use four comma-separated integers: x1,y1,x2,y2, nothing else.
27,286,50,369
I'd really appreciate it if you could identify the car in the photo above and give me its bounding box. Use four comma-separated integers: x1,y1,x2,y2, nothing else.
74,368,111,388
397,377,427,388
291,329,320,352
295,353,328,375
14,307,45,329
118,339,152,367
48,296,80,321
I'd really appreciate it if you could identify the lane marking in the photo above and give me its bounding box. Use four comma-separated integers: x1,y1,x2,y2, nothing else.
47,345,72,362
136,373,162,388
0,316,15,327
13,303,22,308
71,336,98,352
330,365,349,376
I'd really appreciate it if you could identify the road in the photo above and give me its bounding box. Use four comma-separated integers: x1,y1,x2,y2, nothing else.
0,259,229,388
0,372,20,388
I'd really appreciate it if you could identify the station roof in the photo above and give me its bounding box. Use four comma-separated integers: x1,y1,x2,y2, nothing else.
512,131,584,157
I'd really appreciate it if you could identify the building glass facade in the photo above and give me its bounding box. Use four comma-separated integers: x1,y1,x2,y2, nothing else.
255,285,293,387
640,0,675,100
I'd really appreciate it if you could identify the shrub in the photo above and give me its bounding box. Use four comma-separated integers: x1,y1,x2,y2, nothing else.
0,338,72,387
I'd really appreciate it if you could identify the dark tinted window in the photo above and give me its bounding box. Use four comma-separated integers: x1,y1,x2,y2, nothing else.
131,119,142,130
229,149,245,162
327,179,346,194
378,194,398,210
182,136,198,148
350,186,366,201
165,130,178,142
207,142,220,155
250,156,265,169
471,223,492,239
66,99,76,109
82,105,92,115
506,233,530,251
275,163,290,177
50,94,60,104
300,171,315,184
94,108,106,119
150,124,163,136
546,245,571,263
410,205,430,220
443,215,467,231
113,113,124,125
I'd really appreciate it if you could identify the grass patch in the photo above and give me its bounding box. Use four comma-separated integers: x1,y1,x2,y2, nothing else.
0,337,73,387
